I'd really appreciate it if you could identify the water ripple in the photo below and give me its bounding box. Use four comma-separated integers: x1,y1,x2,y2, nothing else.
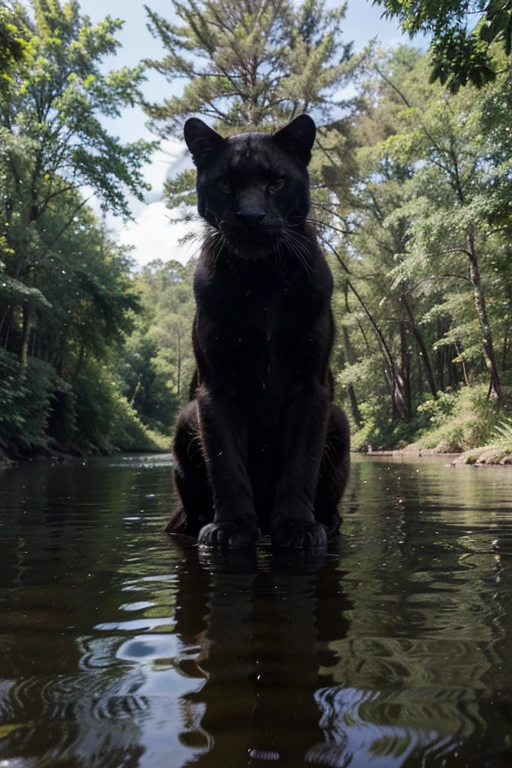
3,455,512,766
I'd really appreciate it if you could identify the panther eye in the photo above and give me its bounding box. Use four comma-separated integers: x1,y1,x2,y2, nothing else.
269,177,285,193
218,177,231,193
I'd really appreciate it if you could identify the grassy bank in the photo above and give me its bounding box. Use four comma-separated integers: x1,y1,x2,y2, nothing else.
351,383,512,464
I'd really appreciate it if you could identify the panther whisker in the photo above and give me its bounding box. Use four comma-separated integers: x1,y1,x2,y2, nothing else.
275,236,285,273
212,233,227,266
282,231,313,277
289,231,314,259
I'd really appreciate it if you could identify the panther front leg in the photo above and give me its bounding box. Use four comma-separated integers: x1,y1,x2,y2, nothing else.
271,380,331,550
197,385,258,549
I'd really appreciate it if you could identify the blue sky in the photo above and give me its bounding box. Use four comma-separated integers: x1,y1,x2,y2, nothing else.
83,0,409,144
79,0,414,265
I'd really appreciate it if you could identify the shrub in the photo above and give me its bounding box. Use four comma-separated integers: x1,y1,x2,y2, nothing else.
0,349,71,452
73,359,169,452
414,385,508,452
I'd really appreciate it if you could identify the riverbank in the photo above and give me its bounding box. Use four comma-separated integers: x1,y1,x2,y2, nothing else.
0,432,170,469
4,440,511,469
351,384,512,459
362,444,512,466
450,445,512,466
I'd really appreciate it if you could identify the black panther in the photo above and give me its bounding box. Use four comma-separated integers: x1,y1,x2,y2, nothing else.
166,114,350,550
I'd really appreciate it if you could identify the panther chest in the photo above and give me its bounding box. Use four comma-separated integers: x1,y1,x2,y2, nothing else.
198,263,325,395
218,306,310,404
243,285,295,339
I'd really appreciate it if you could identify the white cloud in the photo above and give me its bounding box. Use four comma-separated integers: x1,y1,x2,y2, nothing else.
117,201,200,267
144,138,186,200
100,137,200,268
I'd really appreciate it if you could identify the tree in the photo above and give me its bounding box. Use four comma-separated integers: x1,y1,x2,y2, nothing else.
319,44,512,448
308,49,436,429
0,1,163,457
0,0,154,375
144,0,365,209
0,191,144,454
379,53,509,398
31,196,140,377
116,259,197,433
372,0,512,91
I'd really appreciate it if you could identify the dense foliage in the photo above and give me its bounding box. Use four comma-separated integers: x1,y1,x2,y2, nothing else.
345,46,512,447
141,0,512,453
0,0,159,458
115,259,196,435
373,0,512,91
1,0,512,460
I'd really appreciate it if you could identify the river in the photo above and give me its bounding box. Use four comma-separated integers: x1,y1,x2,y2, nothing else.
1,454,512,767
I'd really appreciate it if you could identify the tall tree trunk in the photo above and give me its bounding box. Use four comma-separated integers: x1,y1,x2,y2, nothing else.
19,304,35,380
399,321,412,421
341,284,362,428
30,327,37,357
346,279,409,420
417,356,423,395
176,324,182,397
403,296,437,399
436,345,444,391
454,341,470,386
130,380,141,407
466,233,501,398
329,244,410,421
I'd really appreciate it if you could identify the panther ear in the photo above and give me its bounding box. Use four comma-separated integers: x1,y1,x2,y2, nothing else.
184,118,225,166
272,114,316,166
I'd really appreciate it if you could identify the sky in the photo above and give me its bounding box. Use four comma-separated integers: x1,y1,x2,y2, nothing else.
80,0,412,267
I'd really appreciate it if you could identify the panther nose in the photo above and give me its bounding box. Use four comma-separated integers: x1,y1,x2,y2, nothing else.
236,209,266,227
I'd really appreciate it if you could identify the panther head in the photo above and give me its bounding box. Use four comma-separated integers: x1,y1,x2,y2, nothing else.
184,115,315,260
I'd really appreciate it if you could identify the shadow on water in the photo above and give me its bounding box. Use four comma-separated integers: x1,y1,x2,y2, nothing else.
168,537,511,768
172,543,352,767
2,456,512,765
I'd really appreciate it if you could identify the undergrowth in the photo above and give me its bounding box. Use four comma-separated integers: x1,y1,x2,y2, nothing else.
350,384,511,453
0,350,170,458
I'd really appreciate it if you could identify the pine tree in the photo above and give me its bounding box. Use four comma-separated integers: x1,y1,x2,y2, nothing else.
143,0,364,208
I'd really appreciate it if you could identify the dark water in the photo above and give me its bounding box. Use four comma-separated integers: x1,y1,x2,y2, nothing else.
1,456,512,767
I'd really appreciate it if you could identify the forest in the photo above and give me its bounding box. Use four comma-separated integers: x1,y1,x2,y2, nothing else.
1,0,512,462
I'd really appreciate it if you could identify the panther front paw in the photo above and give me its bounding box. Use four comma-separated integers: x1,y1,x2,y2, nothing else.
271,520,327,551
198,520,257,550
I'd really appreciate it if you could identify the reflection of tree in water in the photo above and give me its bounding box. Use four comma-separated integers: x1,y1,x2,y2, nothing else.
317,460,512,766
0,638,147,768
0,460,171,768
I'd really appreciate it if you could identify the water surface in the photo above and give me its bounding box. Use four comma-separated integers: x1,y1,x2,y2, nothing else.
1,454,512,767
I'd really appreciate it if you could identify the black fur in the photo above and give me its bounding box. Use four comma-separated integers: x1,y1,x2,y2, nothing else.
167,114,350,550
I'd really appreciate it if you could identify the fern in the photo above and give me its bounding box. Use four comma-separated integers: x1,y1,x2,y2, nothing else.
494,417,512,449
